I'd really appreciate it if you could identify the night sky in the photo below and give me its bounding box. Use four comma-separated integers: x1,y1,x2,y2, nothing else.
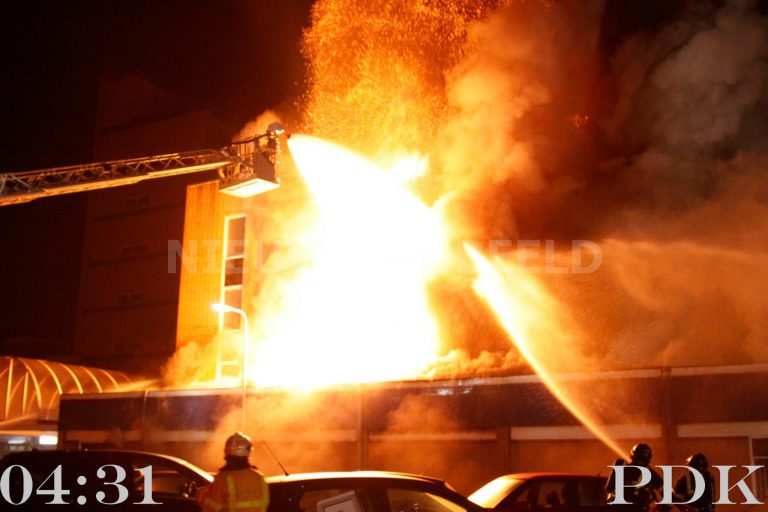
0,1,313,357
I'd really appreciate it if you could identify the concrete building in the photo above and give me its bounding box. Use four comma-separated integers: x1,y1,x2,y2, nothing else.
74,74,232,374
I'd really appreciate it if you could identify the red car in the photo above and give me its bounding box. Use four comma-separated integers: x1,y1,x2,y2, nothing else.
468,473,642,512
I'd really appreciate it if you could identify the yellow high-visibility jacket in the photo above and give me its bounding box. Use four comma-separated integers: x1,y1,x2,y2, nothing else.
201,467,270,512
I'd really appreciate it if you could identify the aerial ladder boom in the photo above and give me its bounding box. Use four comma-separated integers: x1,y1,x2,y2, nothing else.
0,124,285,207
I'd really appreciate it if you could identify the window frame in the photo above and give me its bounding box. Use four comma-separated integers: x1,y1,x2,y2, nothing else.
219,214,247,331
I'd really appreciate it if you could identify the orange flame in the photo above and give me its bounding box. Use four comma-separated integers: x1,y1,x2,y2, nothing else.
247,135,448,388
465,244,625,458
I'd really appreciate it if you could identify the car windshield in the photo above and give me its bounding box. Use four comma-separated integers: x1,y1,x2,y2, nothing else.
468,477,523,509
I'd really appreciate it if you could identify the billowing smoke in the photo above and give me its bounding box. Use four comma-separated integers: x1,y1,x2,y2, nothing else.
552,0,768,368
434,0,605,240
298,0,768,369
368,394,491,493
148,390,361,475
164,0,768,482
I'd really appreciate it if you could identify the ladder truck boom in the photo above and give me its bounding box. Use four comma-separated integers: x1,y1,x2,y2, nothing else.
0,124,285,206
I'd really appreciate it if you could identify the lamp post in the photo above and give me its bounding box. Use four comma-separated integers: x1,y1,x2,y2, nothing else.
211,303,249,431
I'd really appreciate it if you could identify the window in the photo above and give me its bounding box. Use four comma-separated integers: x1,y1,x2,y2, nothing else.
505,480,578,511
225,258,245,286
535,481,566,509
577,480,605,506
513,490,530,506
469,477,524,509
220,215,246,330
300,489,370,512
387,489,467,512
133,461,192,497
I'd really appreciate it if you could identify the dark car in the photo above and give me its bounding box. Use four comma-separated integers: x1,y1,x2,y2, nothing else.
0,450,482,512
0,449,213,510
468,473,641,512
265,471,488,512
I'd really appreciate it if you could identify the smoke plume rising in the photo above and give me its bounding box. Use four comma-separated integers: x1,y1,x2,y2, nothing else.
166,0,768,400
299,0,768,370
163,0,768,482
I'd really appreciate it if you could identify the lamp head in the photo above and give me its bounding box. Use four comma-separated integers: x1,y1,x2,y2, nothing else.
211,303,235,314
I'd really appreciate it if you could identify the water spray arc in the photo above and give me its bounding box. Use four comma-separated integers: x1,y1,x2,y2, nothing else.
465,245,625,458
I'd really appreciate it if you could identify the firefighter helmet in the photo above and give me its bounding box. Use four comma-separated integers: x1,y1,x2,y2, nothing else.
630,443,652,465
686,452,708,471
225,432,253,458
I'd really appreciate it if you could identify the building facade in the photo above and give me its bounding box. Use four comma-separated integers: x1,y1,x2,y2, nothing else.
58,364,768,507
74,74,232,373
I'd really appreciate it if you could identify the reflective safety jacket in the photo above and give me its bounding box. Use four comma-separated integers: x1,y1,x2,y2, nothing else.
201,467,270,512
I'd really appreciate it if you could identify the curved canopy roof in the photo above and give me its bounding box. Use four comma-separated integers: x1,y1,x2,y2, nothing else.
0,356,136,426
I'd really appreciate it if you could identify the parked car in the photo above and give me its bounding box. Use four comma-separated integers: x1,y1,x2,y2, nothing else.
266,471,488,512
468,473,641,512
0,449,482,512
0,449,212,510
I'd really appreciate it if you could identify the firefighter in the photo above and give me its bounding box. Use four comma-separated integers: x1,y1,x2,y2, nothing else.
200,432,270,512
675,453,716,512
606,443,664,511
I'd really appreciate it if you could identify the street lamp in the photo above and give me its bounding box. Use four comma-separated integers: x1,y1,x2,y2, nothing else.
211,303,249,431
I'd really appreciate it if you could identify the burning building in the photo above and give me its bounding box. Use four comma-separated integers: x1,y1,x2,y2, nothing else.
5,0,768,504
89,1,762,501
58,365,768,498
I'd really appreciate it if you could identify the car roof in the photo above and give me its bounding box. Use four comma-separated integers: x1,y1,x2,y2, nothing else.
0,449,212,482
493,473,606,480
266,471,447,486
4,448,185,464
266,471,482,511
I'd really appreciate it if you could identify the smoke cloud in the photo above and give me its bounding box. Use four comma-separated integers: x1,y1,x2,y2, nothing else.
368,393,492,493
429,0,768,369
224,0,768,377
569,0,768,367
164,0,768,483
435,0,604,237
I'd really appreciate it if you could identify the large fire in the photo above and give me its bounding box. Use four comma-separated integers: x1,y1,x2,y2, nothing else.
209,127,626,457
247,135,449,388
168,0,702,461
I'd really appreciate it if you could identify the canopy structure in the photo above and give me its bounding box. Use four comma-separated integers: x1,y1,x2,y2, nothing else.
0,356,135,428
